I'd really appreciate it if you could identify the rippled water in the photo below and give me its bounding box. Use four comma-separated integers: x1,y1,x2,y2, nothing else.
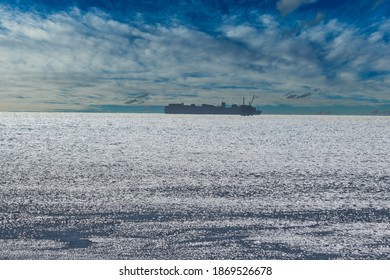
0,113,389,259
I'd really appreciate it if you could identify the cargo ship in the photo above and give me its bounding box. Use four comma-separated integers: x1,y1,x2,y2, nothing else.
165,96,262,116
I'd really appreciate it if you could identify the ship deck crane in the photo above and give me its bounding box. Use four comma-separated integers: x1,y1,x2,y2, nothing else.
249,95,256,106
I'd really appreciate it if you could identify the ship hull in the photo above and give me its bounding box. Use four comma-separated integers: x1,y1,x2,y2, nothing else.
164,103,262,116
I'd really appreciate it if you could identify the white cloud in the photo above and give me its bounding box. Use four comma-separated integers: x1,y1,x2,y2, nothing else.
0,7,282,110
277,0,318,16
0,6,389,111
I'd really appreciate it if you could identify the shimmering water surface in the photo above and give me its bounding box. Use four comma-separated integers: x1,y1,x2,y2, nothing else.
0,113,389,259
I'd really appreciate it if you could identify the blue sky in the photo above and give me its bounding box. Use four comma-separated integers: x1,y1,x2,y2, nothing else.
0,0,389,114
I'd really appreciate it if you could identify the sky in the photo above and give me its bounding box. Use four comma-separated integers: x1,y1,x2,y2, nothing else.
0,0,389,114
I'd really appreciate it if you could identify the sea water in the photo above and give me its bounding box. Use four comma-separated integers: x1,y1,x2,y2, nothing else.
0,113,389,259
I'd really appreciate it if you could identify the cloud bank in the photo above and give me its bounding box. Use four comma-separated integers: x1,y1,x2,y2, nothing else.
0,1,389,112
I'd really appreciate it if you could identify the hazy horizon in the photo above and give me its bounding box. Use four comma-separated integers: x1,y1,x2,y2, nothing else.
2,104,390,116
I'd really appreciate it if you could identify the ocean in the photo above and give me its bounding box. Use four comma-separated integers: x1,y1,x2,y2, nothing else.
0,113,389,259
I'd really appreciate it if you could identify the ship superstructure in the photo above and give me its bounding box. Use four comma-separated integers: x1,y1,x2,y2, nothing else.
165,96,262,116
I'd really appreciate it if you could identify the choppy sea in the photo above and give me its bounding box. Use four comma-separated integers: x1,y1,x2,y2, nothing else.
0,113,389,259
